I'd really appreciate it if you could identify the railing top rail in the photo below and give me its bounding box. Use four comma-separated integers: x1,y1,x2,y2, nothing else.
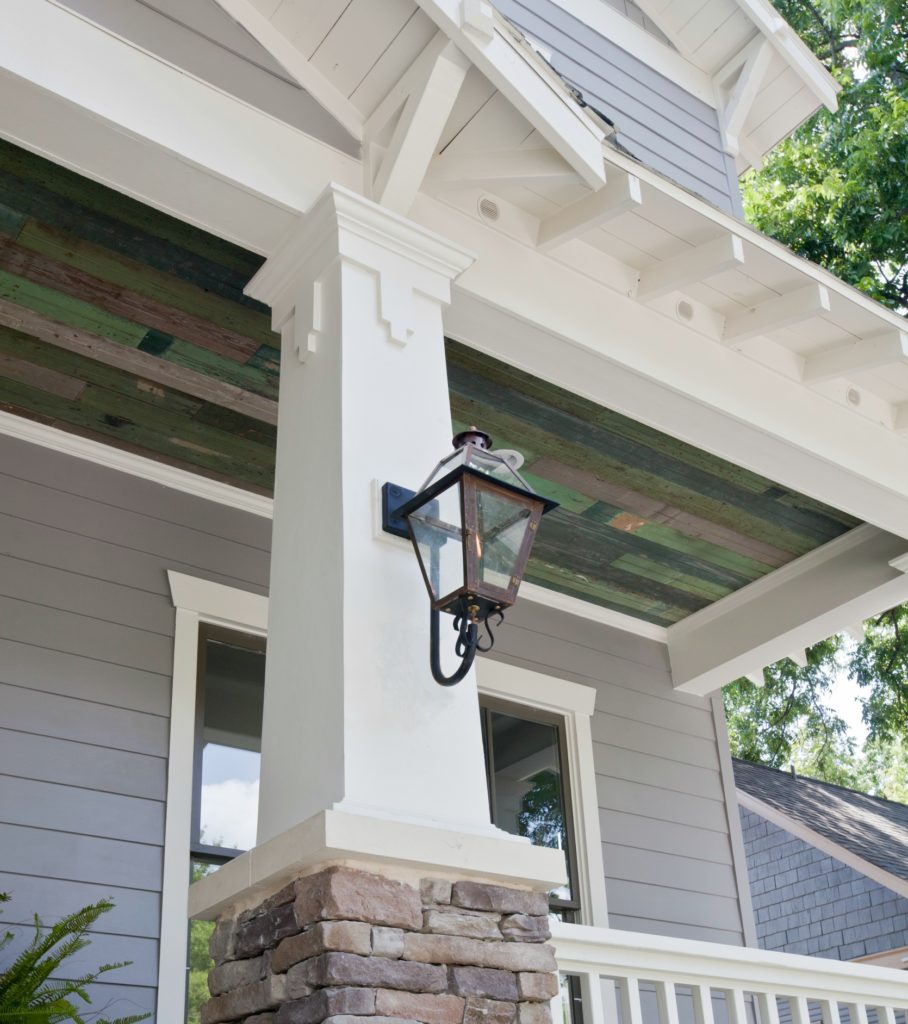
551,922,908,1003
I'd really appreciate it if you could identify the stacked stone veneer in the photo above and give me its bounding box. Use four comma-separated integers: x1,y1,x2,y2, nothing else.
201,867,560,1024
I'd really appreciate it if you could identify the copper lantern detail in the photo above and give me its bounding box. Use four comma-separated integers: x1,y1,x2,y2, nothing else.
390,428,557,686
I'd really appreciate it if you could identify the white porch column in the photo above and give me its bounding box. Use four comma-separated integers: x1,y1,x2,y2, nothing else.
246,183,497,845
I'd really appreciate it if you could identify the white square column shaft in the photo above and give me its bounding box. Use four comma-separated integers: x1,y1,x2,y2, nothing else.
247,184,497,845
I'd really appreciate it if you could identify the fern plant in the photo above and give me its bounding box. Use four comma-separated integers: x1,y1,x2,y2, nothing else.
0,892,151,1023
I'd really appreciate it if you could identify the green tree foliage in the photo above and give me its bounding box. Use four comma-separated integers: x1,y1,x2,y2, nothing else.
742,0,908,310
0,893,149,1023
186,862,216,1024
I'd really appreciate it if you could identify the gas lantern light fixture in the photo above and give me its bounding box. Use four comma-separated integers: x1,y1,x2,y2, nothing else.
382,428,558,686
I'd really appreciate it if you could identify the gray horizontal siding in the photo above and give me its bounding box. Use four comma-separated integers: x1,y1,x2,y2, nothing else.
740,807,908,960
0,432,272,1021
488,602,747,945
495,0,742,213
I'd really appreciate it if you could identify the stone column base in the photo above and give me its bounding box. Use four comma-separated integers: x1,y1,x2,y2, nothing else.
201,866,560,1024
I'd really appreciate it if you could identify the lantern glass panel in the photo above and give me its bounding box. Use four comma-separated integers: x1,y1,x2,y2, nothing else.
408,488,464,607
474,486,536,591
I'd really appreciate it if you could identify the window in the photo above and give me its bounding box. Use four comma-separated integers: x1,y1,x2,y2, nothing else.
479,698,580,918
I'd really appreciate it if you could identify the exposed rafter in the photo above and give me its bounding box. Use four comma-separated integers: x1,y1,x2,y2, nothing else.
425,148,581,190
209,0,364,140
723,284,831,345
801,330,908,384
668,525,908,695
536,173,642,252
636,235,745,303
364,33,470,215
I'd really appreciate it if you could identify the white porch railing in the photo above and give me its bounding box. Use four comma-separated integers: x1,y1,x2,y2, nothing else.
552,922,908,1024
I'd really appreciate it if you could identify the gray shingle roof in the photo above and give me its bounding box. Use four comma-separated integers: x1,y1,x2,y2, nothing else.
733,759,908,885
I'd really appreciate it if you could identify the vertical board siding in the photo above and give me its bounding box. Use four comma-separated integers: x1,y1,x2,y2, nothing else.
488,601,747,945
0,433,272,1021
494,0,741,213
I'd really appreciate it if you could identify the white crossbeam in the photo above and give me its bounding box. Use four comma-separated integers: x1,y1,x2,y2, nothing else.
210,0,364,140
668,525,908,695
537,173,643,251
425,148,580,189
364,33,470,214
723,283,830,344
636,235,744,302
801,330,908,384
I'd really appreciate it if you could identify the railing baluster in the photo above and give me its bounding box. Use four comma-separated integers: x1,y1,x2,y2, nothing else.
846,1004,870,1024
877,1006,897,1024
819,1000,841,1024
725,988,749,1024
790,996,811,1024
692,985,716,1024
600,978,621,1024
579,972,608,1024
655,980,680,1024
757,992,781,1024
621,976,645,1024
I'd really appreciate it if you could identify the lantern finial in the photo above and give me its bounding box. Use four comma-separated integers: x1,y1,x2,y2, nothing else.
452,426,492,450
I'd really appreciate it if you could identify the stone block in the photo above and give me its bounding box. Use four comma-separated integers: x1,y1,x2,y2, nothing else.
450,966,518,1001
246,1016,275,1024
275,986,377,1024
499,916,550,943
420,879,453,906
290,952,448,993
324,1018,421,1024
402,934,557,973
274,921,374,973
463,997,517,1024
208,953,266,996
295,868,422,931
200,974,287,1024
236,904,300,959
423,910,500,941
373,927,405,959
516,973,559,1002
209,919,237,964
518,1003,551,1024
452,884,548,918
375,989,466,1024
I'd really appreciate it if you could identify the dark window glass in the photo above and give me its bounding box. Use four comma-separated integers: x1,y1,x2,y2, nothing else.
480,701,578,913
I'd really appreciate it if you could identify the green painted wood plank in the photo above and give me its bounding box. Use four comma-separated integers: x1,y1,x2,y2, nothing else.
611,553,733,602
0,270,148,348
0,141,264,278
19,220,274,348
159,337,278,399
0,202,26,240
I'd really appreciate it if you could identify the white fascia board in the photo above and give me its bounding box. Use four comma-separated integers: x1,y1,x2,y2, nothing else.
6,6,908,541
544,0,718,107
413,0,607,188
736,789,908,902
667,525,908,695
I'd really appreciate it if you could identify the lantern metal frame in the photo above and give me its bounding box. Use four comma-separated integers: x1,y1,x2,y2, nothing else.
382,432,557,686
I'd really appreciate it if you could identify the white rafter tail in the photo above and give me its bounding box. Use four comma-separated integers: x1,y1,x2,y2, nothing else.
744,671,765,687
722,38,774,155
668,526,908,695
801,330,908,384
209,0,364,140
723,282,831,346
636,234,745,303
537,173,643,251
843,622,865,643
425,147,581,190
788,649,809,668
414,0,607,188
892,401,908,434
365,33,471,214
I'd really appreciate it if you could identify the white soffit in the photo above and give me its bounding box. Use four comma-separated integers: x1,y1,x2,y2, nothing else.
627,0,839,169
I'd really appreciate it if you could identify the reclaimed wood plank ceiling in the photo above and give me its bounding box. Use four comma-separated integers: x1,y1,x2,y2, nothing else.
0,141,859,625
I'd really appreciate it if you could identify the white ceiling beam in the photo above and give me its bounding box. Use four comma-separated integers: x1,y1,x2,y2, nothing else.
668,525,908,695
209,0,364,140
721,39,774,156
425,148,580,189
801,330,908,384
636,235,745,303
723,283,830,345
536,173,642,251
364,33,470,215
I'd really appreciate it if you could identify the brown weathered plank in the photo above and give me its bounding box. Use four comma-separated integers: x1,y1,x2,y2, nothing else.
0,299,277,425
0,237,259,363
0,353,85,400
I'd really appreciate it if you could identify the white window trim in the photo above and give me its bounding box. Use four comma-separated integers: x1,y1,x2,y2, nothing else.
475,658,608,927
158,572,268,1023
